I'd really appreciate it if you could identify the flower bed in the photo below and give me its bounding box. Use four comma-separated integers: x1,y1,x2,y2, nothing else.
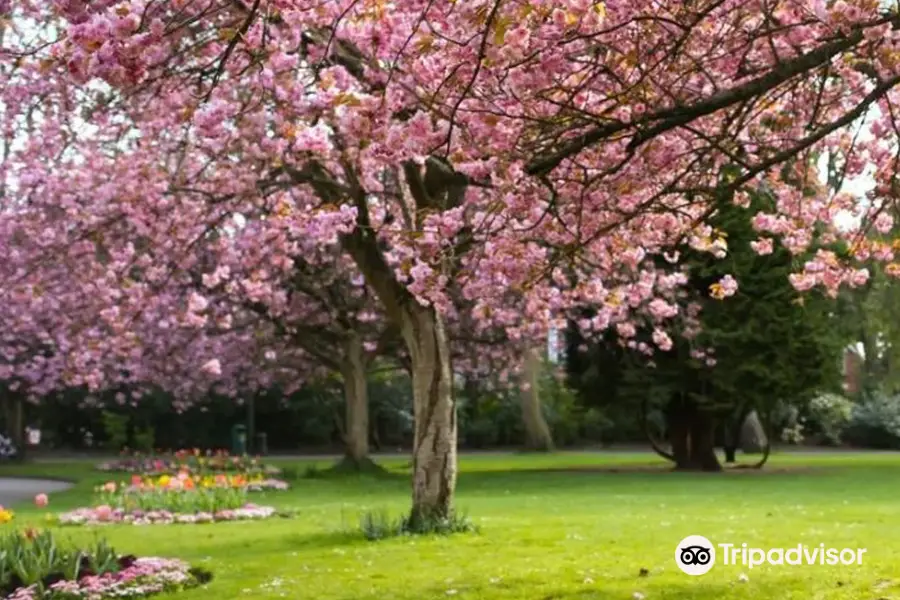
54,476,291,527
96,450,280,477
57,504,277,526
116,472,289,494
0,529,211,599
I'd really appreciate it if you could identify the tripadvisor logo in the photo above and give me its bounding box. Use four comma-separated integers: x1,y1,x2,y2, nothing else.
675,535,716,576
675,535,867,575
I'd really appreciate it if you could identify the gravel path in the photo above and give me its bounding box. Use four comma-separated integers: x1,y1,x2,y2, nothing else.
0,477,72,507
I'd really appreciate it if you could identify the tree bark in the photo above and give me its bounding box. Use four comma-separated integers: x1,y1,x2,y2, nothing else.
724,446,736,463
338,161,460,526
400,303,457,526
520,348,554,452
723,402,750,464
689,411,721,471
669,409,693,470
340,335,370,466
8,395,23,461
667,395,721,471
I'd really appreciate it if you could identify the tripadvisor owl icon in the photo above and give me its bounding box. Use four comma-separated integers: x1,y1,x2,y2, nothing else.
676,535,716,575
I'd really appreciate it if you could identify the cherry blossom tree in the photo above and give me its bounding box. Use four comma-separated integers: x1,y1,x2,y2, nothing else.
5,0,900,523
190,218,398,466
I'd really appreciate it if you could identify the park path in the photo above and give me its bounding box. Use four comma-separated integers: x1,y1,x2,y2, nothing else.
0,478,72,507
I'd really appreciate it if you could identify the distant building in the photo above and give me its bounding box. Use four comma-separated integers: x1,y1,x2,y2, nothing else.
842,344,864,396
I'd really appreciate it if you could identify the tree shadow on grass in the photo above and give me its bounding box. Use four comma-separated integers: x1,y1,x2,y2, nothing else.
207,529,367,557
292,459,408,482
280,529,365,550
406,578,759,600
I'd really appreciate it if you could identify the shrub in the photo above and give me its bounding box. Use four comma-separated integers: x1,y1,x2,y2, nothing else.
806,393,854,445
132,426,155,453
780,422,805,444
845,391,900,449
581,408,615,443
100,412,128,451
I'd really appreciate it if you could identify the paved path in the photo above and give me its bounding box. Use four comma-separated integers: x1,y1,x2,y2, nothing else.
0,478,72,507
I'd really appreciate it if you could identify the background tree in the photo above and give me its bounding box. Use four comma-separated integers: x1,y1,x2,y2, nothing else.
568,185,848,469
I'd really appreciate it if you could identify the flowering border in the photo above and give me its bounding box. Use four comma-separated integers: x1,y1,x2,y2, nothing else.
57,504,280,526
114,478,290,493
95,461,282,476
5,557,210,599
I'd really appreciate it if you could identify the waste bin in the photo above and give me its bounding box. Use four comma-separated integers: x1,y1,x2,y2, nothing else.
230,424,247,455
256,433,268,456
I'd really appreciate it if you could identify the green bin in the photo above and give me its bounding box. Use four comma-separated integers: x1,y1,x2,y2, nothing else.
231,424,247,455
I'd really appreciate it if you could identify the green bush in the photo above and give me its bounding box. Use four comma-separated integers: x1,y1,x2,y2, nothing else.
132,426,155,453
541,365,614,445
845,391,900,449
806,393,853,445
101,411,129,451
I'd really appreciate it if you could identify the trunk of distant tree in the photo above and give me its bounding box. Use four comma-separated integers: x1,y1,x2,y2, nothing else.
722,416,737,463
668,405,693,469
722,403,750,464
340,335,371,468
724,445,737,463
520,348,554,452
690,411,721,471
667,395,721,472
2,394,24,461
400,303,457,527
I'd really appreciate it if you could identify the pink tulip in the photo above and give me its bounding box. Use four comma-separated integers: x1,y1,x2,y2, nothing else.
34,494,48,508
95,505,113,521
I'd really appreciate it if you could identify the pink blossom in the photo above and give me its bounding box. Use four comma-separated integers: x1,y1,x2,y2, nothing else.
652,329,673,352
200,359,222,377
874,212,894,234
750,238,774,255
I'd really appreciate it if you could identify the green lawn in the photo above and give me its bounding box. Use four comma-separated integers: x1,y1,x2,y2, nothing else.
3,451,900,599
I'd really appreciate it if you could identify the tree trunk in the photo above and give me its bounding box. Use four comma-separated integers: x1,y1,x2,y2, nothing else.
667,395,721,471
400,303,457,527
340,335,370,467
690,411,721,471
723,402,750,464
722,418,736,463
724,446,736,463
9,395,23,461
520,348,554,452
668,409,693,470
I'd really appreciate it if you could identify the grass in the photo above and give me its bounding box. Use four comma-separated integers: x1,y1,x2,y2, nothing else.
2,450,900,599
